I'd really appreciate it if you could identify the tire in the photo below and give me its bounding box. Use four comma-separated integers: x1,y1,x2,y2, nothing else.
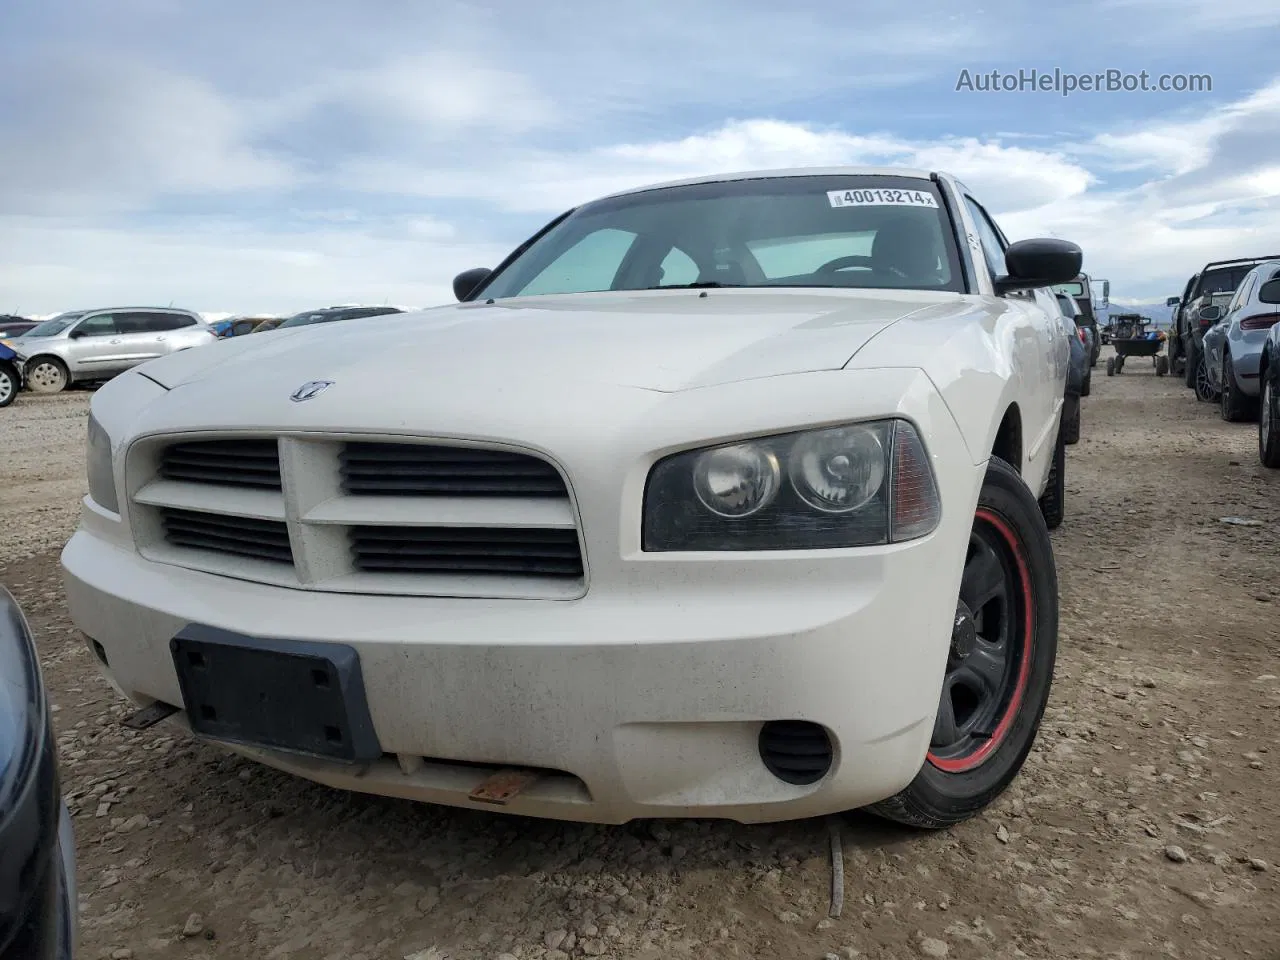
1037,431,1065,530
1184,338,1198,388
1260,366,1280,468
1081,370,1091,397
868,456,1059,829
1194,353,1217,403
1061,398,1081,445
25,356,69,394
1106,357,1115,377
1220,352,1252,422
0,363,16,408
1155,356,1168,377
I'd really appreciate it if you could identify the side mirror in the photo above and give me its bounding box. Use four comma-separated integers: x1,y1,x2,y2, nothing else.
1198,304,1223,323
1258,278,1280,305
1098,279,1110,308
994,239,1084,294
1165,296,1181,307
453,267,492,302
67,328,86,339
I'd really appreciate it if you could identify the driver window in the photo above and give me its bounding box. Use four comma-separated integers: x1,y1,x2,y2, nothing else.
74,314,120,338
520,228,638,296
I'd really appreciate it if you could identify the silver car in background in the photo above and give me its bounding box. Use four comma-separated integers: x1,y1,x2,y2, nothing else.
13,307,216,394
1202,260,1280,421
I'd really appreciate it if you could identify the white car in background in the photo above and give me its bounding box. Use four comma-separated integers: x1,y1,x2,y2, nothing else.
13,307,215,394
62,167,1080,828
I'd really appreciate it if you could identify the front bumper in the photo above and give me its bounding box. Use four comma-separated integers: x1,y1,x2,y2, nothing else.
63,495,976,824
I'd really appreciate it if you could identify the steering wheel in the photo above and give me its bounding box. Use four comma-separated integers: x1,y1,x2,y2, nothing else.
815,255,875,274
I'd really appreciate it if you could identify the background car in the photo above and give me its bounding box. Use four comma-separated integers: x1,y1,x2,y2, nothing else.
1201,259,1280,421
210,316,281,338
1258,282,1280,467
0,316,35,339
1167,255,1278,386
13,306,215,394
0,587,77,960
1056,292,1093,398
272,305,406,329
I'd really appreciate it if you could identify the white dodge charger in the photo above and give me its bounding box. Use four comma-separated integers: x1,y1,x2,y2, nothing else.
62,167,1081,828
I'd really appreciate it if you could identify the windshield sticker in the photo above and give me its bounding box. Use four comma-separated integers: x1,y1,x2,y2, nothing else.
828,189,939,209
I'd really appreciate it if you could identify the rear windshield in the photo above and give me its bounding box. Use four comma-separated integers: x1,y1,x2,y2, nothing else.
1197,267,1254,297
475,175,966,300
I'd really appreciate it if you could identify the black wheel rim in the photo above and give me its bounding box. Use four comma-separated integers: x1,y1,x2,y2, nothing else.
928,510,1033,773
1195,358,1214,401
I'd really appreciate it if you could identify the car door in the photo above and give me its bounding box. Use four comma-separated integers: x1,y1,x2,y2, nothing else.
962,195,1063,454
62,312,128,375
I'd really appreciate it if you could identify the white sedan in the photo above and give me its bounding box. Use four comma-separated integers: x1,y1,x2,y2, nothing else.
62,167,1080,827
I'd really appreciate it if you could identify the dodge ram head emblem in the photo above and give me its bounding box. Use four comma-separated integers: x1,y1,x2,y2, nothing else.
290,380,335,402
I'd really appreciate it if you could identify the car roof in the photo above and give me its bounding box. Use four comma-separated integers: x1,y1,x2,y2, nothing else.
77,306,201,314
597,166,940,201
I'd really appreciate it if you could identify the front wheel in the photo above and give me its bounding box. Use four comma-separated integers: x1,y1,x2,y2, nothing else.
1106,356,1115,377
0,363,17,408
1155,355,1169,377
1081,370,1092,397
868,456,1059,829
25,356,69,394
1260,369,1280,468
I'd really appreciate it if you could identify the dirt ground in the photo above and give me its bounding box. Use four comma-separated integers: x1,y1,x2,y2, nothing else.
2,354,1278,960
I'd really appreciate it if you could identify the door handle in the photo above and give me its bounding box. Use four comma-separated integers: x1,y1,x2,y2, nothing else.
109,339,122,344
155,336,166,341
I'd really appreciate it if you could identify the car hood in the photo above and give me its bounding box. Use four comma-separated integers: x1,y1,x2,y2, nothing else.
139,288,962,397
8,335,63,357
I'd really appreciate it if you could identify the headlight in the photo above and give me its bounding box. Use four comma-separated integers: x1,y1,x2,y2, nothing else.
0,592,41,823
86,412,119,513
642,419,941,551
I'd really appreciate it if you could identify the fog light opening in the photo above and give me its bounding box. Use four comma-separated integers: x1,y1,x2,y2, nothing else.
758,720,833,786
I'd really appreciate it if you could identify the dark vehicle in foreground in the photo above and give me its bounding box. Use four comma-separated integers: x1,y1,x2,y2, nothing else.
1166,256,1280,386
0,341,21,408
1051,274,1107,367
273,305,406,330
1105,314,1167,377
0,588,77,959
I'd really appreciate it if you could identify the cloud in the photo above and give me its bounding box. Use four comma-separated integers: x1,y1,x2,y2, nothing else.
343,120,1093,216
0,214,505,316
0,48,294,215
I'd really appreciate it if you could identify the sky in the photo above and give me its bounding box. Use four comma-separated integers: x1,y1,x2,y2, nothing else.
2,0,1279,318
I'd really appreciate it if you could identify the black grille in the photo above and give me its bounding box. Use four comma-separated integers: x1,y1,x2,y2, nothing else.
340,443,567,497
758,721,833,785
349,526,583,578
161,508,293,564
159,439,282,489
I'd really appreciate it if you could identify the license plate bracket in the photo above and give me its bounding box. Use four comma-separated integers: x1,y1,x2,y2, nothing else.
170,624,381,764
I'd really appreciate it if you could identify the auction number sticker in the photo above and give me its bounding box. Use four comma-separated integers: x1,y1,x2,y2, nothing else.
828,189,938,208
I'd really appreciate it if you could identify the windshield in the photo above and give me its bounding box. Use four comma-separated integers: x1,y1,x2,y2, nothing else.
24,311,86,338
475,175,965,300
1051,282,1086,298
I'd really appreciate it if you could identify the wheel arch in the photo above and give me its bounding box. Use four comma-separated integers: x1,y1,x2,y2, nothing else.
990,403,1023,475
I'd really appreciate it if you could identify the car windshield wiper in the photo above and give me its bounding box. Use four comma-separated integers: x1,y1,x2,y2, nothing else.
642,281,746,290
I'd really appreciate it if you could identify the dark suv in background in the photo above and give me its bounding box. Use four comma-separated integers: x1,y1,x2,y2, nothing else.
1052,273,1107,367
1167,256,1280,389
